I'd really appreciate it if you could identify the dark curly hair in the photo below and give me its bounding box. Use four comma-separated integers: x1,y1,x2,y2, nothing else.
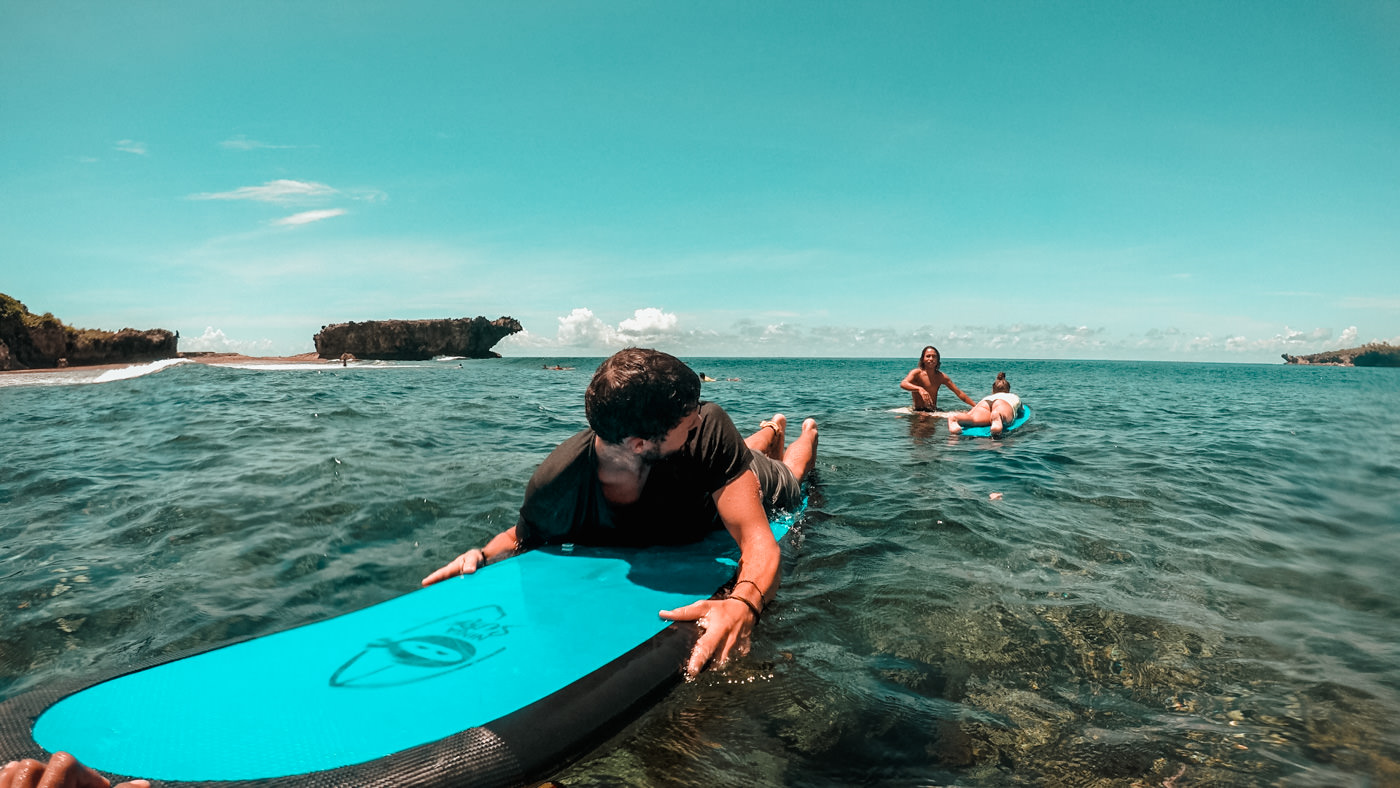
585,348,702,444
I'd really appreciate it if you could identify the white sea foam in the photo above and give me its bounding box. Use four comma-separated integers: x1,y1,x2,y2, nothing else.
93,358,190,383
0,358,193,388
211,361,436,370
211,363,335,371
0,369,105,389
887,406,960,417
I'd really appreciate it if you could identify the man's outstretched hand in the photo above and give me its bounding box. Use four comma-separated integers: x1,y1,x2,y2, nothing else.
659,597,756,678
1,752,149,788
421,547,487,586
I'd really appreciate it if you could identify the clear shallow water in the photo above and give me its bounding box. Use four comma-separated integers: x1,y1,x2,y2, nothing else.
2,357,1397,787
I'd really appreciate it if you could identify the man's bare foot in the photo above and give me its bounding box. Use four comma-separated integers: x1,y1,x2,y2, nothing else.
764,414,787,441
801,417,817,436
947,418,963,435
757,414,787,459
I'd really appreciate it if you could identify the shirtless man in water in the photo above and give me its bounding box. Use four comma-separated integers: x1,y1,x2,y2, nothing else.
900,346,976,413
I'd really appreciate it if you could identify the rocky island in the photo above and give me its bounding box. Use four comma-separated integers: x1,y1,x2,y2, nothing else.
1283,343,1400,367
0,293,176,371
314,316,522,360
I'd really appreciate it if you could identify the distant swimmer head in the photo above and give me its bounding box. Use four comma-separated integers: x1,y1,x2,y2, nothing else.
919,346,941,373
992,372,1011,393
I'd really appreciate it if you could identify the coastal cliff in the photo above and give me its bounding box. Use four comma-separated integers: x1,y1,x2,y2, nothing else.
0,293,177,371
313,316,523,360
1282,343,1400,367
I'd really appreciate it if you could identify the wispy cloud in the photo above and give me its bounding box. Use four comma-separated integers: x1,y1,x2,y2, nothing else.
273,209,346,226
220,135,297,151
115,139,147,155
190,179,338,203
188,179,386,206
345,187,388,203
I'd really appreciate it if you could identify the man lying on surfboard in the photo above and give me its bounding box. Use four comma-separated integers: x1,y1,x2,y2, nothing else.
8,351,819,786
423,347,819,678
900,345,976,413
946,372,1024,436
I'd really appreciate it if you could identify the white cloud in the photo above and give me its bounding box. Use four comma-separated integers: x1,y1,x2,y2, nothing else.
618,307,680,336
273,209,346,226
1276,326,1332,345
494,309,1381,362
190,179,339,203
115,140,147,155
178,326,275,355
220,135,295,151
556,307,622,346
345,187,389,203
1130,325,1353,357
497,307,687,352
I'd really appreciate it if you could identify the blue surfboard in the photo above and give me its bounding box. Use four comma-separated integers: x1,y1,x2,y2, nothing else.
0,511,801,787
954,405,1032,437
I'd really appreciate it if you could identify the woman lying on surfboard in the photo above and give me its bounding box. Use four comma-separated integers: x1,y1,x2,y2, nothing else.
946,372,1023,436
900,346,976,413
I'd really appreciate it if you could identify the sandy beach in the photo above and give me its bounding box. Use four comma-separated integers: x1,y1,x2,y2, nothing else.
180,352,329,366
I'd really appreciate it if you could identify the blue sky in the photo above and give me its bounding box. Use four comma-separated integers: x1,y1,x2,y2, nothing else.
3,1,1397,361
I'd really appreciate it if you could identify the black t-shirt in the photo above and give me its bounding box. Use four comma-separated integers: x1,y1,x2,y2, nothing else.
515,402,752,548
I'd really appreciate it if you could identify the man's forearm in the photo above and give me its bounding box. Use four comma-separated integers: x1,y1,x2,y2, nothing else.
481,526,521,564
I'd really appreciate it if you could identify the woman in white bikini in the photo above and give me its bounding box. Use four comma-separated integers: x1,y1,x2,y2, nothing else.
946,372,1022,436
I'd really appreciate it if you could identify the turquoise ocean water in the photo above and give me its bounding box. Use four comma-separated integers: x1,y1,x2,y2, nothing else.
2,357,1397,786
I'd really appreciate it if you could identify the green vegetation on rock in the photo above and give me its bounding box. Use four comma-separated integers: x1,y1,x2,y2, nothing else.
0,292,177,371
1282,342,1400,367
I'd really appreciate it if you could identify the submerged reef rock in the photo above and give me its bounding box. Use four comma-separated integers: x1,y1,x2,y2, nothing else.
313,316,523,360
1282,343,1400,367
0,292,177,371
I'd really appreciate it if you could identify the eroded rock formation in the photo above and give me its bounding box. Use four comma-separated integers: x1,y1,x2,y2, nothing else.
1282,343,1400,367
313,316,523,360
0,293,177,371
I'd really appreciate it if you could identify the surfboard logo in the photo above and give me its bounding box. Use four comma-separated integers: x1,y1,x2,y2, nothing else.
329,604,510,688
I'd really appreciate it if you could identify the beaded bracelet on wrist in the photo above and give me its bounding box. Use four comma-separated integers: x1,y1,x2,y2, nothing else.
728,593,762,624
